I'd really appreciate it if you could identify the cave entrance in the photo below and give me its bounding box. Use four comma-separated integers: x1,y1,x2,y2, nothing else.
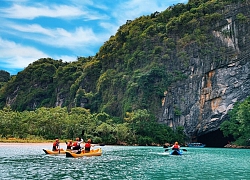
197,129,234,147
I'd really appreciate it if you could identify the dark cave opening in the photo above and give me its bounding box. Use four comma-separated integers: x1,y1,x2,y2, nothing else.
197,129,234,147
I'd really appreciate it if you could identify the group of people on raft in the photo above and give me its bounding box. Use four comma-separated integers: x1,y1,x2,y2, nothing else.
52,137,93,153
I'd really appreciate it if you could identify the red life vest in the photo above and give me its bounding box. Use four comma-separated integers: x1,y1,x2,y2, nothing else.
73,142,78,147
173,145,179,149
53,141,58,147
52,141,59,151
85,142,91,148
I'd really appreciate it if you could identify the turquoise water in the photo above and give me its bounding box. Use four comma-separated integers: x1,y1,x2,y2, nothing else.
0,143,250,180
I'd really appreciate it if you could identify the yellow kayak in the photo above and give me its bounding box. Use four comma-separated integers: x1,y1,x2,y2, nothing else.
66,148,102,158
43,148,70,155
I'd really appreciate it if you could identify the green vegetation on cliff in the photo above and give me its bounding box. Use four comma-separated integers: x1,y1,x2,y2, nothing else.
221,96,250,146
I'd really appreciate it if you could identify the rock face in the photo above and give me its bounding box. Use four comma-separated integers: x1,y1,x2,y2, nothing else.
159,3,250,139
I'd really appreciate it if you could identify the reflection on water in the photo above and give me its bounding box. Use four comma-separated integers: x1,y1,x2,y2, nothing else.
0,144,250,179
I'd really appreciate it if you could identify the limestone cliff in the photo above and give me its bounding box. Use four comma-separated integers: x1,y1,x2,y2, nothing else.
159,3,250,139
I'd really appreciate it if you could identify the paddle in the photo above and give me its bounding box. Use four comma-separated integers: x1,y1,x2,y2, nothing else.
75,130,85,154
165,149,187,152
81,130,85,139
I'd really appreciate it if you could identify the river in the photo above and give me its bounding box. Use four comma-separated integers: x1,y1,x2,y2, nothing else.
0,143,249,180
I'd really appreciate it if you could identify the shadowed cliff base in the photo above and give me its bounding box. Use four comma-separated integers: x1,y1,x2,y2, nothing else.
197,129,234,148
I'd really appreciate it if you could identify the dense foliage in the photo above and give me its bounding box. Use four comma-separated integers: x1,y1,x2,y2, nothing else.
221,96,250,146
0,107,185,145
0,70,10,89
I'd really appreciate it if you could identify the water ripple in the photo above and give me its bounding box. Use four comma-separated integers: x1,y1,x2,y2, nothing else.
0,145,250,179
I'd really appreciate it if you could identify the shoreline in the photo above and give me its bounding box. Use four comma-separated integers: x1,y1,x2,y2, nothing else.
0,138,53,143
224,144,250,149
0,142,51,147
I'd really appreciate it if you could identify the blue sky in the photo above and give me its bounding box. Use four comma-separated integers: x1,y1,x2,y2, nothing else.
0,0,188,75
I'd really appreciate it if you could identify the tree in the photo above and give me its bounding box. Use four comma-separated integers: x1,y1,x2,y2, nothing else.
114,123,131,144
221,96,250,146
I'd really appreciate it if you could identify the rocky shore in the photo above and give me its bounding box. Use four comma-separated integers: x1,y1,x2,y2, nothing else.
224,144,250,149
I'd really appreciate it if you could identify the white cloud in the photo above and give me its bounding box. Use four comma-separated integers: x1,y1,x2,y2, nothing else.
49,27,101,48
2,21,105,49
54,55,77,62
112,0,188,25
0,3,107,20
5,22,55,37
99,22,118,35
24,26,103,49
115,1,158,23
0,37,48,69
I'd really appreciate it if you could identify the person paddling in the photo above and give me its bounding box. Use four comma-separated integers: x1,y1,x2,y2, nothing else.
72,137,83,152
171,141,180,151
66,140,73,150
52,138,60,151
84,139,94,153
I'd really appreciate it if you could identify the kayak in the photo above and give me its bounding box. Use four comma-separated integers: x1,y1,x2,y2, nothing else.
170,149,183,155
43,149,70,155
187,142,206,148
66,148,102,158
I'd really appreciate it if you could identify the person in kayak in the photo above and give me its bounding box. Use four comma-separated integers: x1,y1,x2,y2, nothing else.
52,138,60,151
84,139,93,153
72,137,83,151
171,141,180,150
66,140,73,150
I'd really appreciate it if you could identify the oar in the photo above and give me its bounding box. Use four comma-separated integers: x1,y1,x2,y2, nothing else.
81,130,85,139
77,130,85,152
165,149,187,152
